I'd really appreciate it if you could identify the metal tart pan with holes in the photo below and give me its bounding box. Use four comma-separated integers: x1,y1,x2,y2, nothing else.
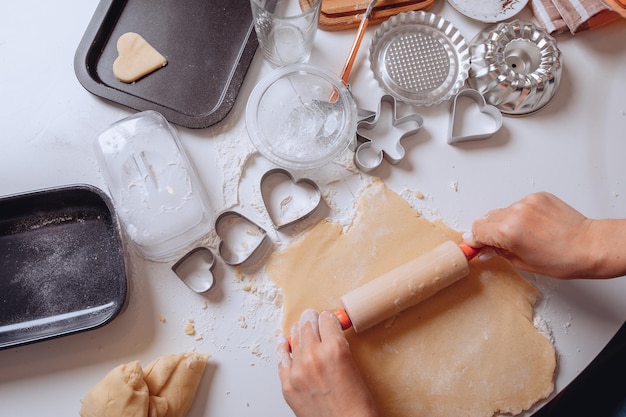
369,11,470,107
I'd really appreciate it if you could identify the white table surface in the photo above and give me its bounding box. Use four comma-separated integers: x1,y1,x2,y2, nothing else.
1,1,625,416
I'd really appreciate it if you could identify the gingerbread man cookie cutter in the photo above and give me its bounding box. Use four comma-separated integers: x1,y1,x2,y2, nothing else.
354,95,424,172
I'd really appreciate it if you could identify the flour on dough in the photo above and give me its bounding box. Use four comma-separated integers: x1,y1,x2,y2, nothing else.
266,178,556,417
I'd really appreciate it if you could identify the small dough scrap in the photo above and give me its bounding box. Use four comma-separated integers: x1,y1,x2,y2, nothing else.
80,360,149,417
143,352,210,417
113,32,167,83
80,353,209,417
184,319,196,336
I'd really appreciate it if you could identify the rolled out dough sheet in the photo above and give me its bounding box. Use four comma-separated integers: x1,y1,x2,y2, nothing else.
266,178,556,417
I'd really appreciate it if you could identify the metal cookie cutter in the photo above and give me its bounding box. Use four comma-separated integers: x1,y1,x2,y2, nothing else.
171,247,216,293
215,210,271,267
348,108,379,152
260,168,322,230
354,95,424,172
448,89,503,144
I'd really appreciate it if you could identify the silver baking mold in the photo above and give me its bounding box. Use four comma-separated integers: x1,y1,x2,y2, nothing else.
448,89,503,144
354,95,424,172
369,11,470,106
260,168,322,229
171,247,216,293
467,20,562,116
215,211,271,266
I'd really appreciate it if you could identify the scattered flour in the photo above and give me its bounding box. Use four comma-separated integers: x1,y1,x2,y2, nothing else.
534,315,555,344
214,123,257,209
233,270,285,361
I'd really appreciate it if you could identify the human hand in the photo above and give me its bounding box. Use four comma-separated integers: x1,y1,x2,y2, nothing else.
277,309,379,417
464,192,594,279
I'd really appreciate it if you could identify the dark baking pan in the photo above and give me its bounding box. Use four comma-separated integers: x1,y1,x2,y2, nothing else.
0,185,127,349
74,0,258,129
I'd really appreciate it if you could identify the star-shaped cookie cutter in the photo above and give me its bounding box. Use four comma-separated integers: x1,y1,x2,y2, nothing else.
353,95,424,172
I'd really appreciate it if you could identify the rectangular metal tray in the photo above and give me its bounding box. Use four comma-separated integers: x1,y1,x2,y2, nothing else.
0,185,127,349
74,0,258,129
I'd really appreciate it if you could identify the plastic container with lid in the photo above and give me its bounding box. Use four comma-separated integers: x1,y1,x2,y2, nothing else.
95,110,213,260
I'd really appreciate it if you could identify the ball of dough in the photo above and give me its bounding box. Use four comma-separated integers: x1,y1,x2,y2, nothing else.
79,352,210,417
79,360,149,417
143,352,210,417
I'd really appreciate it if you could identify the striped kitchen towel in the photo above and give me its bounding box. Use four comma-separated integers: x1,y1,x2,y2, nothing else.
531,0,622,33
531,0,569,32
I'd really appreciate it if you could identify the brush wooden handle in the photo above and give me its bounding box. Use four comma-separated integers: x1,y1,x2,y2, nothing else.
341,241,471,333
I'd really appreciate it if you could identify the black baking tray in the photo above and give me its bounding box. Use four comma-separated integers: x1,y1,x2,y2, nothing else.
0,185,127,349
74,0,258,129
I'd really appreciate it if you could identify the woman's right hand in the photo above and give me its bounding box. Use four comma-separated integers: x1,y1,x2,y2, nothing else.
464,192,626,279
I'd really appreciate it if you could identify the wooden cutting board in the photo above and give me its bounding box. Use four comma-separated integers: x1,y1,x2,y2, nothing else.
311,0,437,31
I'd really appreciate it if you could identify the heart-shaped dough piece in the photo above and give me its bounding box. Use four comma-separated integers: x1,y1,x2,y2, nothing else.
113,32,167,83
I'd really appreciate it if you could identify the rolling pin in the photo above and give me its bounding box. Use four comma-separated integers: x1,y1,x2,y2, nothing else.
332,241,480,333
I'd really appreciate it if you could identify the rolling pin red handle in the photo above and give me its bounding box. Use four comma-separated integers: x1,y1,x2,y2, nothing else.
286,309,353,350
334,308,353,331
459,243,481,261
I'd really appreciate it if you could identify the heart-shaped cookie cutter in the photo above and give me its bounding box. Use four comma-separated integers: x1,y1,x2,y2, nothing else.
171,247,216,293
354,95,424,172
260,168,322,230
215,210,271,266
448,89,503,144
